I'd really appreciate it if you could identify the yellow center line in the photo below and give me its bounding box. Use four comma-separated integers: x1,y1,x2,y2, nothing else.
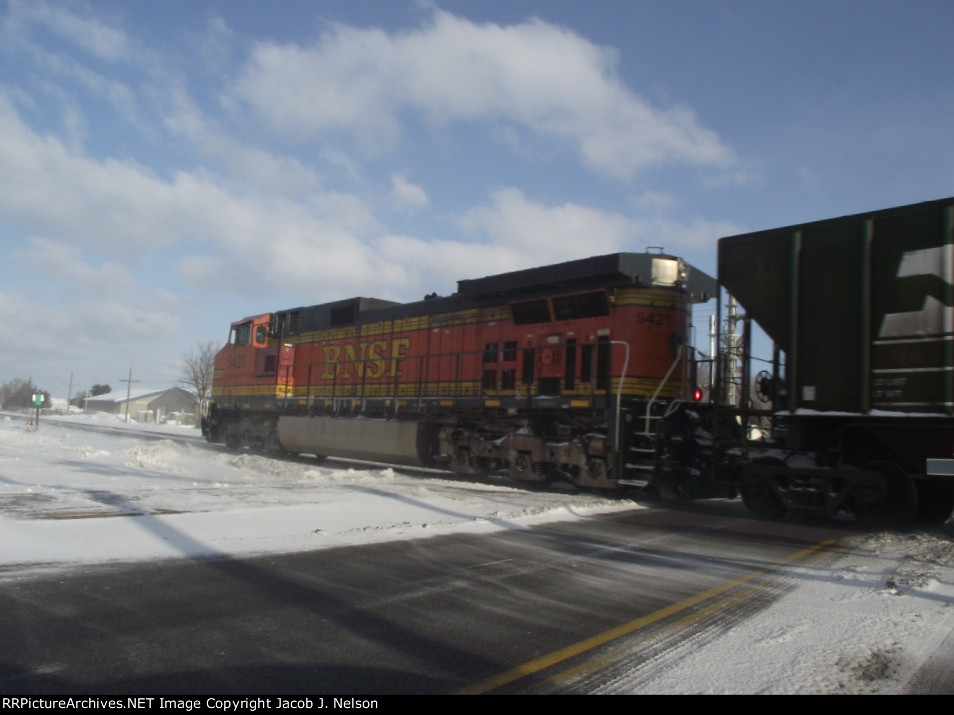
454,538,839,694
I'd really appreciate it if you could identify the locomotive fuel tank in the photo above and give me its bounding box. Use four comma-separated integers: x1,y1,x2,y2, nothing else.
276,416,429,467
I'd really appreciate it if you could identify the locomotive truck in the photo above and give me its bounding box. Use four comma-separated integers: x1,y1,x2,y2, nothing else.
203,196,954,528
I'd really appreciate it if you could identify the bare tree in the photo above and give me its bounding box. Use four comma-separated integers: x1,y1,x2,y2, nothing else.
1,378,46,409
179,341,219,422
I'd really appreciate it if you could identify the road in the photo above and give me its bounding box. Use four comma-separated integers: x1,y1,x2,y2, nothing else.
0,501,849,694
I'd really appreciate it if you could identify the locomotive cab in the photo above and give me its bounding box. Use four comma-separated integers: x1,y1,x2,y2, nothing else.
229,316,269,348
203,313,293,449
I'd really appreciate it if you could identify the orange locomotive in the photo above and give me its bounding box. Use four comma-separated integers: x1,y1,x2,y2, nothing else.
204,252,724,493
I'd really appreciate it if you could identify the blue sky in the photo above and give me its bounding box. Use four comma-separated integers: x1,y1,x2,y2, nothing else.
1,0,952,397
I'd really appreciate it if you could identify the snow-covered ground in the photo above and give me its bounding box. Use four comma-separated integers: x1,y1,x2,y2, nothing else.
0,412,952,694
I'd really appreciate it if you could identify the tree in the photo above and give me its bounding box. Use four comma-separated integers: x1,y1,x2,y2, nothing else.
0,378,46,409
71,383,112,408
179,341,219,422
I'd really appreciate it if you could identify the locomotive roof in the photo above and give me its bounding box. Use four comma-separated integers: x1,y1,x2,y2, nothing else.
272,252,715,333
457,252,715,300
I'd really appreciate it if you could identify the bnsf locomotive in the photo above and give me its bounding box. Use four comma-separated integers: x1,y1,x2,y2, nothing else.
204,252,730,496
204,197,954,528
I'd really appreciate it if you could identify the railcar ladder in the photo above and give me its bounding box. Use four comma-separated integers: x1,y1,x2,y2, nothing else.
617,414,660,487
616,348,686,487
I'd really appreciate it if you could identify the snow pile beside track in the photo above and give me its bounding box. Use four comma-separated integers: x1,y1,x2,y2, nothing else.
0,416,631,571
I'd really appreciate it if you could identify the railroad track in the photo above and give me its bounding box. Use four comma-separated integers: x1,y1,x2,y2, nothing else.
2,410,207,445
3,410,481,484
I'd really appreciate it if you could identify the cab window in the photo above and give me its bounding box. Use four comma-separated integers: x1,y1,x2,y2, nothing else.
230,323,252,345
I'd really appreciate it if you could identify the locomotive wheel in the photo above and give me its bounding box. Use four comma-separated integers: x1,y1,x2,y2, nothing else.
509,452,533,481
224,430,241,451
454,448,477,475
740,459,786,520
914,480,954,526
451,448,488,478
509,451,549,484
848,461,917,529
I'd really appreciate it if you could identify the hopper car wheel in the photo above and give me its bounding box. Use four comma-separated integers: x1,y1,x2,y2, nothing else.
914,480,954,526
848,461,917,530
755,370,774,403
740,458,786,520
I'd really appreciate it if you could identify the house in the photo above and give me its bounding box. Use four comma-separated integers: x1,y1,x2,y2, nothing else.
83,387,198,424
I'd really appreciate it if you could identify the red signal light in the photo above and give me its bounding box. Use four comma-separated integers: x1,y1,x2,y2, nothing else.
692,387,703,402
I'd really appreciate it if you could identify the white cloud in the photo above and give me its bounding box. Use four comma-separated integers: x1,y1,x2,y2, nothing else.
0,94,178,252
630,215,742,255
8,0,131,62
630,191,678,213
229,10,734,178
374,233,522,297
0,93,382,299
0,4,743,389
368,187,739,298
389,174,430,212
370,189,634,296
162,87,324,197
0,85,732,309
458,187,631,257
0,237,189,387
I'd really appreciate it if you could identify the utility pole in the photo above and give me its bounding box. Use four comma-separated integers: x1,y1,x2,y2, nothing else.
120,367,139,423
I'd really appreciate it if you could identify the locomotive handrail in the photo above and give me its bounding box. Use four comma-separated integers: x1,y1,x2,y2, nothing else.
643,348,685,435
610,340,630,454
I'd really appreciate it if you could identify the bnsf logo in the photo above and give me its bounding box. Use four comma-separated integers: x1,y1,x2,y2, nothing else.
878,244,953,339
319,338,411,380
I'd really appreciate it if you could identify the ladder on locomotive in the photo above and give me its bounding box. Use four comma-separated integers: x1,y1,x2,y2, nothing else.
617,402,681,487
617,349,688,487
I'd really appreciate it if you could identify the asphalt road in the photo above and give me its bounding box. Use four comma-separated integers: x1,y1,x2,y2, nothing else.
0,501,850,694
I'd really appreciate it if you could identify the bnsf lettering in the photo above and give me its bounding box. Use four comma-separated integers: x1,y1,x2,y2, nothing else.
321,338,411,380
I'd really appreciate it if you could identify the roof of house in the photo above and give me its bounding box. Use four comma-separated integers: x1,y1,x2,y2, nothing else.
84,387,196,404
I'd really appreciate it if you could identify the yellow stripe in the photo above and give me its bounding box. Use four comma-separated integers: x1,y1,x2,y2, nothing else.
214,379,679,402
612,376,683,397
212,384,292,398
613,287,685,308
454,539,839,694
541,582,759,690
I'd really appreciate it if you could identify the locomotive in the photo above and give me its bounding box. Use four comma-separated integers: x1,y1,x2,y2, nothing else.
203,251,728,495
203,196,954,528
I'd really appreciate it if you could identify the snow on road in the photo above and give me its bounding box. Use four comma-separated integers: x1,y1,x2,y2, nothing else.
0,412,952,694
